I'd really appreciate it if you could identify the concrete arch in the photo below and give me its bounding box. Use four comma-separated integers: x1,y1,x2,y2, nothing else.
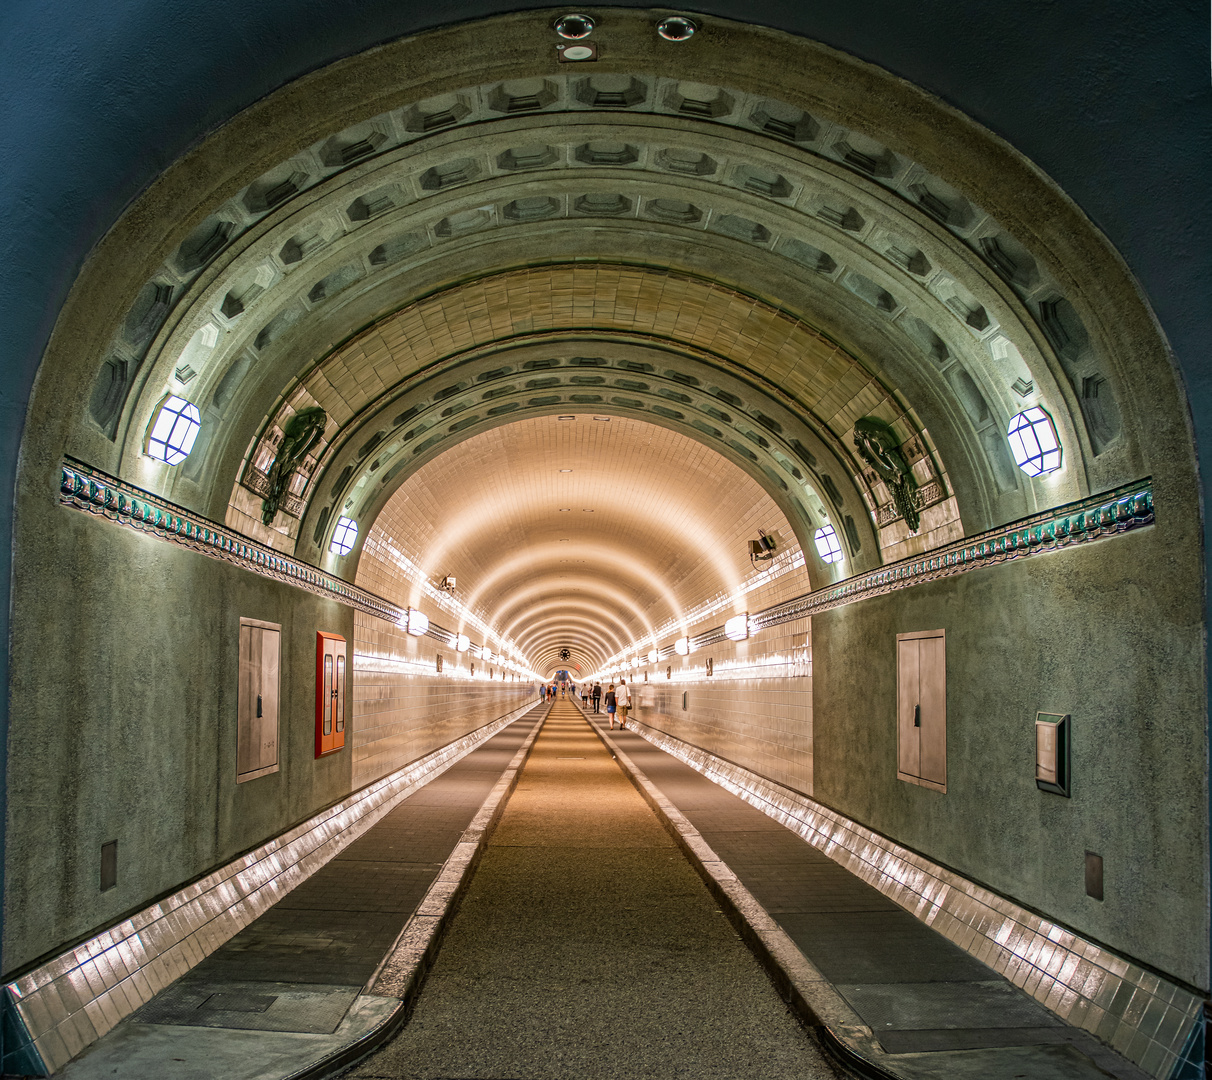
3,9,1206,1072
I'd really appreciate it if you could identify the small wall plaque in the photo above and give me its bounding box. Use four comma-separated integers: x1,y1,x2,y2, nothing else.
1036,712,1071,797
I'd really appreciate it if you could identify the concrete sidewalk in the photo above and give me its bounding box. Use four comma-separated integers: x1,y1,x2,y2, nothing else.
54,705,548,1080
586,709,1151,1080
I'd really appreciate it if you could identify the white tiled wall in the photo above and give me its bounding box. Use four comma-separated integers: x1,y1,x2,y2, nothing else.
629,617,813,795
353,613,537,788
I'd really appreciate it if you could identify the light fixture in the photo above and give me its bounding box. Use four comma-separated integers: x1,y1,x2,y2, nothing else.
657,15,697,40
593,416,610,422
813,525,845,565
675,637,690,656
647,649,658,663
145,394,202,465
725,614,750,641
559,468,573,472
557,415,575,421
748,530,777,568
1007,407,1062,476
330,516,358,556
456,634,470,652
559,508,572,511
406,608,429,637
554,13,594,38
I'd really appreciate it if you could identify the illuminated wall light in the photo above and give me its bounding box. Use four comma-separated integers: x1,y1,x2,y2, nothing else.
456,634,470,652
145,394,202,465
1007,407,1062,476
674,637,690,656
406,608,429,637
724,614,749,641
647,649,658,663
813,524,845,565
330,516,358,556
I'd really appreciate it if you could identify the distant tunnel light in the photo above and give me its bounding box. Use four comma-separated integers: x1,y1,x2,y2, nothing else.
145,395,201,465
456,634,470,652
675,637,690,656
647,649,658,663
725,614,749,641
329,516,358,556
813,525,845,565
406,608,429,637
1007,407,1062,476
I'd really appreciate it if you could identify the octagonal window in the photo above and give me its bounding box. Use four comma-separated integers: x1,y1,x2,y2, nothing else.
145,395,201,465
1007,407,1062,476
330,516,358,556
813,524,844,564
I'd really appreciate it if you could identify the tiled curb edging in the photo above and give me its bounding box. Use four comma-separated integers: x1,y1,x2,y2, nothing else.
3,702,541,1076
366,706,547,1001
270,705,549,1080
623,717,1205,1080
585,715,899,1080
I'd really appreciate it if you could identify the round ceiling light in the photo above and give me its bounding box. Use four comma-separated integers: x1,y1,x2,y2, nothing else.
657,16,697,41
562,45,594,60
554,13,595,39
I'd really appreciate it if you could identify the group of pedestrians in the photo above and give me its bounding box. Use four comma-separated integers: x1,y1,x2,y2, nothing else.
585,677,631,730
541,676,634,730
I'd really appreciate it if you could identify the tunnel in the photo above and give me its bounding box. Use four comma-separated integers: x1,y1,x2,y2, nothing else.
0,5,1208,1079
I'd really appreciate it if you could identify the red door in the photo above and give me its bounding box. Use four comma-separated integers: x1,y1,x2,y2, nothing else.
316,631,347,757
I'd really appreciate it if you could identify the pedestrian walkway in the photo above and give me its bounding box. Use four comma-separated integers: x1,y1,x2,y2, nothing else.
56,705,548,1080
52,699,1155,1080
586,709,1151,1080
346,700,841,1080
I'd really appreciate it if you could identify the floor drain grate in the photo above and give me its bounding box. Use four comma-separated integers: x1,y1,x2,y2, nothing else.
198,992,276,1013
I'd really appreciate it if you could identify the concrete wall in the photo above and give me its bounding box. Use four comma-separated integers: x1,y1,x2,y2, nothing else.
627,515,1207,993
3,507,540,978
811,525,1208,991
4,508,354,975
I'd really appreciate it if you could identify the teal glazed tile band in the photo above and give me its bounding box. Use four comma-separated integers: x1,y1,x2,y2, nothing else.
60,459,1152,656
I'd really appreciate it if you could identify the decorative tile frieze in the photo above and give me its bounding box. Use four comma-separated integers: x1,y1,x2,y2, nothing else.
627,716,1201,1080
63,461,1152,682
60,459,403,626
752,478,1153,634
601,479,1152,671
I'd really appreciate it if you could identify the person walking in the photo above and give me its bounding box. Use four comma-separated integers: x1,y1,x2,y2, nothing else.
591,681,601,712
604,683,617,728
616,677,632,729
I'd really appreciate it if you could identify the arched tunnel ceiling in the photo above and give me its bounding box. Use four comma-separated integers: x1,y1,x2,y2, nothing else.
354,413,804,673
54,9,1167,666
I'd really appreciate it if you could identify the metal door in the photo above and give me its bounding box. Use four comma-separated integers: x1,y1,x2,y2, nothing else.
896,636,921,779
238,618,281,783
896,629,946,792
